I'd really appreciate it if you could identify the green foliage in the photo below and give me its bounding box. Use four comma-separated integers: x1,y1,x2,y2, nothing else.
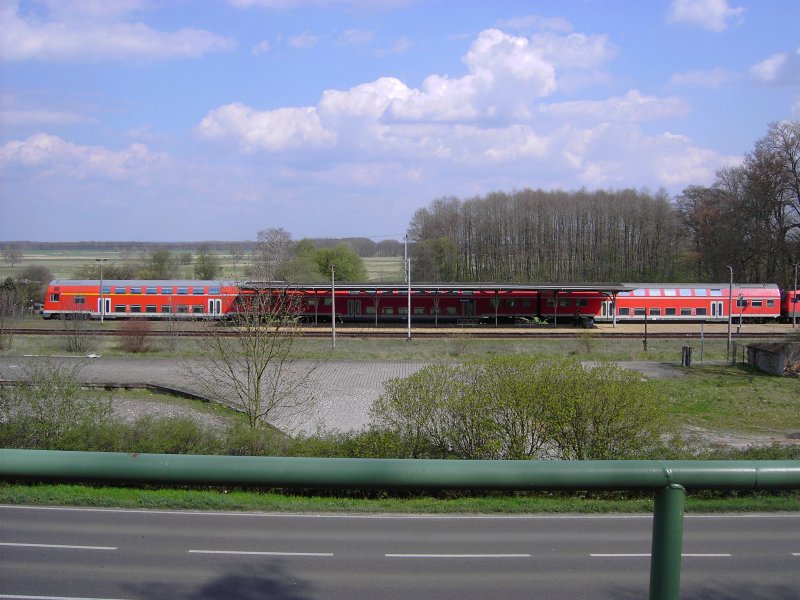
0,359,114,450
138,249,177,279
315,243,367,281
369,356,668,460
193,246,220,279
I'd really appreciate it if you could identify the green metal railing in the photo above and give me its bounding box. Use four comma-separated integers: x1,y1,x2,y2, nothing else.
2,450,798,600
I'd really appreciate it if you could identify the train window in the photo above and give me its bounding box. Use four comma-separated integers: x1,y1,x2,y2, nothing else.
633,289,646,296
114,287,126,294
381,307,394,315
679,289,692,297
365,306,376,315
446,307,457,315
130,305,141,313
666,308,676,316
767,300,775,307
649,289,661,296
146,287,158,295
177,305,189,313
694,289,708,296
209,287,220,295
696,308,707,316
115,305,126,313
680,308,692,316
618,308,630,316
162,287,173,295
398,307,408,315
664,289,676,296
192,305,203,313
523,300,531,307
74,296,85,304
101,286,111,294
751,300,762,308
322,297,332,306
710,289,723,296
130,287,141,294
161,305,172,313
737,298,748,307
634,308,646,316
649,308,661,316
577,299,588,307
146,305,157,313
559,299,571,307
414,307,426,315
192,287,204,295
50,293,59,302
505,299,516,307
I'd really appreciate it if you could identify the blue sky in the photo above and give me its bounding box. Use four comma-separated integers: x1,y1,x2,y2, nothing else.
2,0,799,243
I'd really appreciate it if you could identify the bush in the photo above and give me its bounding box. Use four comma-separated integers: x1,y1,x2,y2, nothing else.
0,358,113,449
369,356,668,460
118,319,153,353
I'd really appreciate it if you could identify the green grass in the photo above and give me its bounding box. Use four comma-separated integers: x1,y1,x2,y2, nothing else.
2,482,797,514
656,364,800,435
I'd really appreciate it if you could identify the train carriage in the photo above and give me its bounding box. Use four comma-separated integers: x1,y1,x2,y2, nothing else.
41,280,240,320
596,284,782,322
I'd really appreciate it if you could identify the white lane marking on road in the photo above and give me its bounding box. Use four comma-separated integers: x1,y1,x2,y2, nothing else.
188,549,333,557
385,553,531,558
0,542,117,551
590,553,731,558
0,595,130,600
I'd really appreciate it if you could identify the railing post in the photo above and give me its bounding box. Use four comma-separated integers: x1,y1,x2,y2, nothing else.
649,483,686,600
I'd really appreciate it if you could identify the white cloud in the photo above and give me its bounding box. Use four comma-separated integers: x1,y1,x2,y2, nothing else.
287,31,321,49
196,27,717,193
539,90,689,123
750,48,800,85
1,0,235,61
337,29,375,46
1,133,170,180
670,67,739,88
197,102,336,151
667,0,745,32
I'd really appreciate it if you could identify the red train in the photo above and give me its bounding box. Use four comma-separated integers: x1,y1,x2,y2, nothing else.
41,279,800,324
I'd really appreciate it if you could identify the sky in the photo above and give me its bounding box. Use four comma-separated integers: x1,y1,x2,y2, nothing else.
1,0,799,243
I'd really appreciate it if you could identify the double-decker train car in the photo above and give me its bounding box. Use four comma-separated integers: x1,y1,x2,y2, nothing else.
783,288,800,322
41,280,240,319
597,283,783,323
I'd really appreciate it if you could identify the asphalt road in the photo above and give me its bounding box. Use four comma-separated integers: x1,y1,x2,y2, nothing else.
2,506,798,599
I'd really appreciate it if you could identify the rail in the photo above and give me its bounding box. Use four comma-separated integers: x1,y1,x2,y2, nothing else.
1,450,798,600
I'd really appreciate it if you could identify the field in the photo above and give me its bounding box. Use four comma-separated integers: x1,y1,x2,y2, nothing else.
1,247,405,282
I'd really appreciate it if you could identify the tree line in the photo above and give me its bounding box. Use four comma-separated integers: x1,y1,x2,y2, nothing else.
409,121,800,288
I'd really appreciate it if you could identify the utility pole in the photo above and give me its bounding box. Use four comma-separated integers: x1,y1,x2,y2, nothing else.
331,264,336,350
405,236,411,341
726,266,733,362
793,264,798,329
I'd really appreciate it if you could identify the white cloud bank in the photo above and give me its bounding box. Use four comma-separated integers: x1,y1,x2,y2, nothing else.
198,27,733,191
667,0,745,32
2,0,234,62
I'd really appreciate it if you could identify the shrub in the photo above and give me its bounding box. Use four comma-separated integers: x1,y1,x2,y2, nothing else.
118,319,153,353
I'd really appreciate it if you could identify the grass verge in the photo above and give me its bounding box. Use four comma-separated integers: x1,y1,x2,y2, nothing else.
2,483,798,514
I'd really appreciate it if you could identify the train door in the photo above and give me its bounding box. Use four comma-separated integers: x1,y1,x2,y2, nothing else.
462,299,476,318
97,297,110,317
711,301,724,319
208,299,222,316
348,299,361,319
601,300,613,320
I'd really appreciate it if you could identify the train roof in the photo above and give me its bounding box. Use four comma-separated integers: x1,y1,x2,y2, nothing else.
242,281,634,293
48,279,238,286
622,283,780,291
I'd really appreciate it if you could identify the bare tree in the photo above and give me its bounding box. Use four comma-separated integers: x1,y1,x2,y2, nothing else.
187,288,320,431
0,285,24,351
251,228,294,281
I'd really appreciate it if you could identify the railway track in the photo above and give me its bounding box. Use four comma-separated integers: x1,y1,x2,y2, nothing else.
9,326,796,339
